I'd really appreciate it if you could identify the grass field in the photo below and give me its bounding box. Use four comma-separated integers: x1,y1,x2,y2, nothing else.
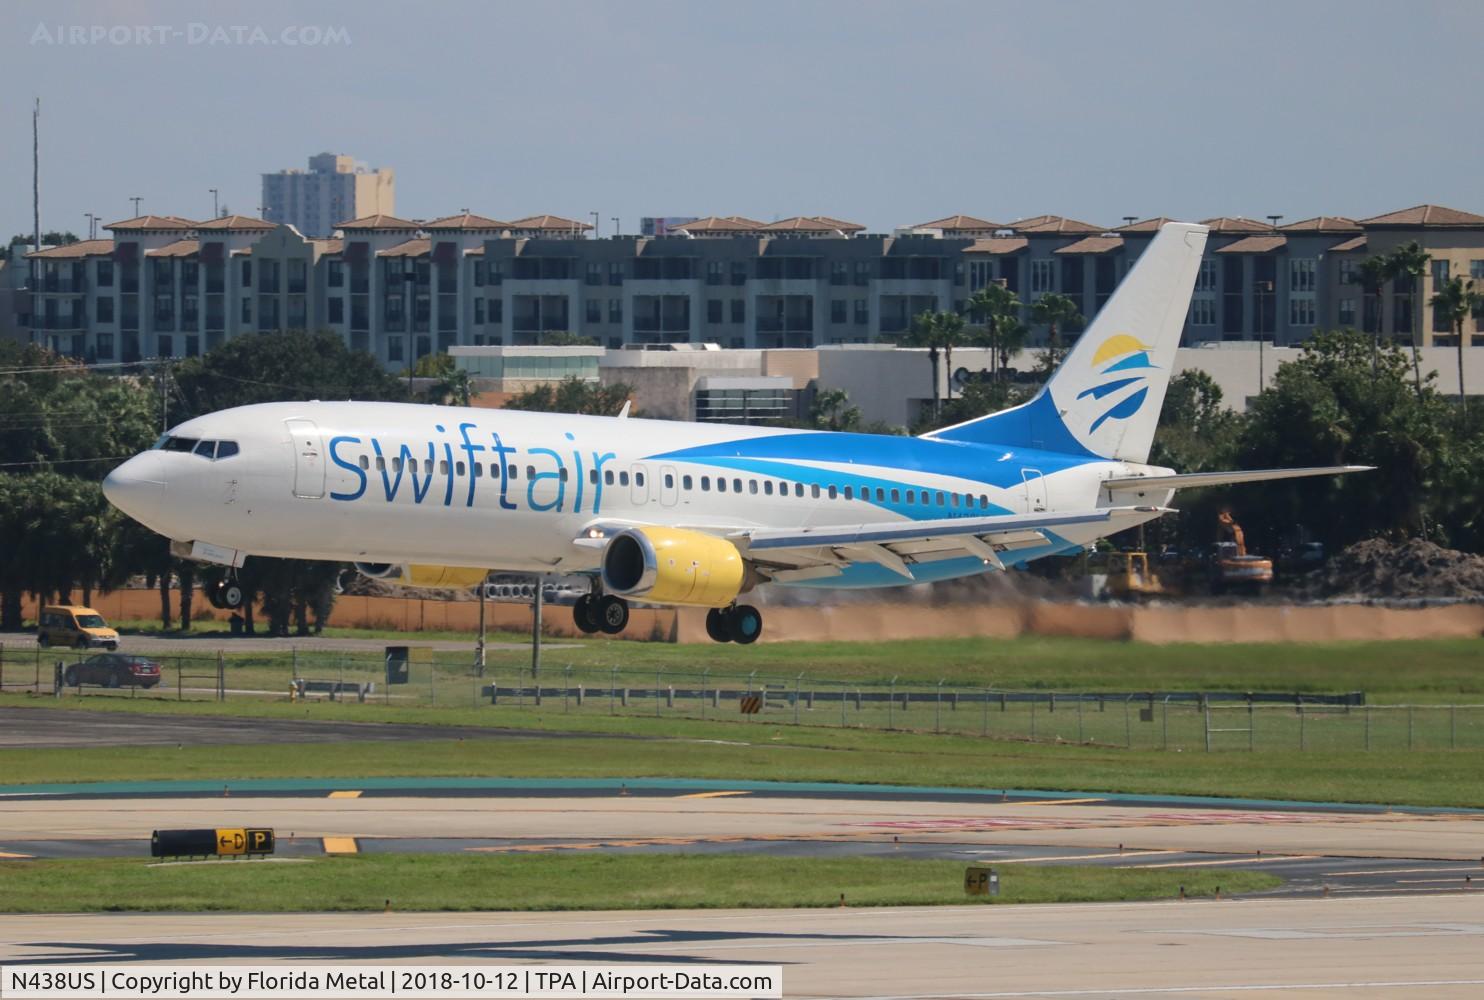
4,722,1483,807
0,855,1280,913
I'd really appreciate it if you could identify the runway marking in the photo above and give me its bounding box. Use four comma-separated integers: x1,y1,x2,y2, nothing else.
328,790,363,799
321,837,358,854
1010,798,1108,807
1398,878,1479,884
843,980,1484,997
1118,855,1313,869
675,791,750,799
997,850,1182,864
1329,866,1484,876
0,851,32,859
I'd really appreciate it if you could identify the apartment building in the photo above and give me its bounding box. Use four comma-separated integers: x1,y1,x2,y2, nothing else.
261,153,396,238
25,203,1484,368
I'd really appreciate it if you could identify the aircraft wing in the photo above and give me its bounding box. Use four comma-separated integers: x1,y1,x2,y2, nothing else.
1103,465,1372,493
730,506,1169,582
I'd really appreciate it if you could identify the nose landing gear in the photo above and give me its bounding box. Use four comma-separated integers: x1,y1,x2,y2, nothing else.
706,604,763,644
573,592,630,635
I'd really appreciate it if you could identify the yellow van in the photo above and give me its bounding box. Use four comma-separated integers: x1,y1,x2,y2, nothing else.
37,605,119,650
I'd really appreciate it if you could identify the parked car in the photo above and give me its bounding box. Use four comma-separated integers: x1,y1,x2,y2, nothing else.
63,653,161,689
37,605,119,650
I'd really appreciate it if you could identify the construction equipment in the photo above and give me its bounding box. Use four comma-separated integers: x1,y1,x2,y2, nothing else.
1103,551,1172,600
1212,511,1273,593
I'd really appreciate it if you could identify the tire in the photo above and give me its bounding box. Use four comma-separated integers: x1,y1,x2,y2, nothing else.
63,665,78,687
572,595,601,635
142,680,159,689
106,672,121,689
727,604,763,645
205,583,225,610
105,642,118,651
596,595,629,635
222,584,244,609
705,608,732,643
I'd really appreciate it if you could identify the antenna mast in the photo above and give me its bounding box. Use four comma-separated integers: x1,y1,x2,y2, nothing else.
33,98,40,254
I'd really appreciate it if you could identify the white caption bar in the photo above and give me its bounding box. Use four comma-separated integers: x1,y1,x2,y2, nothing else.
0,965,783,999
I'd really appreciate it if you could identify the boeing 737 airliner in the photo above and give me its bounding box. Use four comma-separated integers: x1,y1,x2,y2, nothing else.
103,223,1367,643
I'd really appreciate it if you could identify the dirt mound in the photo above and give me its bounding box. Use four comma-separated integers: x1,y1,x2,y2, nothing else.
1302,538,1484,600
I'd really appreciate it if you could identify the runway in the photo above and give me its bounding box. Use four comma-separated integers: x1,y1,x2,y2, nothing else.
4,896,1484,997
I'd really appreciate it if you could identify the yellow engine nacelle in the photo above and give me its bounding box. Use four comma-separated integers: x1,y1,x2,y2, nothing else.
354,562,490,588
600,527,748,607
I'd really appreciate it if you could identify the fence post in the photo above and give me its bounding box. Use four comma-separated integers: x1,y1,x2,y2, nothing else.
1077,694,1084,744
888,676,897,730
610,665,617,715
701,668,710,721
564,665,571,713
1451,704,1456,750
177,661,183,701
1124,696,1132,748
935,679,943,734
1364,704,1371,751
1299,704,1306,752
1204,704,1211,753
981,689,989,737
1248,701,1254,752
1030,696,1037,742
655,670,662,717
795,673,803,724
292,646,298,684
1408,705,1414,750
1162,697,1169,750
216,650,225,702
841,683,847,728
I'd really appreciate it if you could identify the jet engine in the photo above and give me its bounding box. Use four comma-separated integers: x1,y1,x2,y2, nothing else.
353,563,490,588
600,527,751,607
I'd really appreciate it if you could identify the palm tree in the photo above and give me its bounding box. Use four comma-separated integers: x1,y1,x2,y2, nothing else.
1387,241,1431,395
965,283,1022,379
894,310,967,420
1430,275,1481,415
1030,292,1083,368
1356,255,1389,373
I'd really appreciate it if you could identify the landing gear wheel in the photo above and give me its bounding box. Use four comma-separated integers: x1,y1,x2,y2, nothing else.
727,604,763,645
595,595,629,635
572,594,602,635
221,583,244,610
205,581,227,609
705,608,732,643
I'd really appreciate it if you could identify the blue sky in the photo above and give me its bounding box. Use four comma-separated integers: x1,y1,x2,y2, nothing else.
3,0,1480,240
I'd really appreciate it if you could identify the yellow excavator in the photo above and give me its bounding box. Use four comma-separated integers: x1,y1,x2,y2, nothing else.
1103,551,1171,600
1213,510,1273,593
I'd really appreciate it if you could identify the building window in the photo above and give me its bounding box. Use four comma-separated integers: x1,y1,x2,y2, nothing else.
730,299,745,324
1189,298,1216,326
96,259,113,287
854,299,868,325
96,296,114,323
474,298,485,325
1338,258,1358,285
328,297,344,324
609,298,622,323
1289,297,1316,327
1471,260,1484,280
474,261,487,287
607,262,623,285
585,262,602,286
327,260,344,288
831,299,847,323
1338,297,1357,327
707,299,723,323
96,332,114,358
853,261,871,287
1030,259,1054,294
240,297,251,324
1194,259,1217,292
1289,259,1316,293
706,261,724,286
388,337,403,363
730,262,748,286
1431,259,1450,287
586,299,602,323
489,298,503,323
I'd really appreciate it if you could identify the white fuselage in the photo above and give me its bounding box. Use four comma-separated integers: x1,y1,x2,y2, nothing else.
105,400,1173,589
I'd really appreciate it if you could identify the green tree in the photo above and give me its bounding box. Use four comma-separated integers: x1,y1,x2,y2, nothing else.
1029,292,1083,369
964,284,1023,379
1386,241,1431,394
1356,255,1390,365
891,310,967,420
808,388,862,432
504,377,634,416
411,354,472,407
1430,275,1482,414
920,378,1031,435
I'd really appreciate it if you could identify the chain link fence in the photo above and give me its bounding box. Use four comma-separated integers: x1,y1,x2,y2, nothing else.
3,643,1482,752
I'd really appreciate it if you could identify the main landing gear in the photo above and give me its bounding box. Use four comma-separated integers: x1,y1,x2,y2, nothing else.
706,604,762,645
573,592,629,635
205,573,244,610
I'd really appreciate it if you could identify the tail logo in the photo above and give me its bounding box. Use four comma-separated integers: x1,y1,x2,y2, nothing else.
1078,333,1156,433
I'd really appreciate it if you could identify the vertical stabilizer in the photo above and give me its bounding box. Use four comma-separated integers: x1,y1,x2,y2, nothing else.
924,222,1208,462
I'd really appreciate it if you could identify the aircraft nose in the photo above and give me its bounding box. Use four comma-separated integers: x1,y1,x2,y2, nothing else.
102,452,166,523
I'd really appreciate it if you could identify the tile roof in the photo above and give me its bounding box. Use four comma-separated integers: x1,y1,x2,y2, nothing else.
313,238,344,255
762,216,861,233
670,216,765,234
1054,236,1125,254
1358,204,1484,227
376,238,430,257
145,240,200,257
1213,235,1288,254
913,214,1005,232
105,215,198,231
509,215,594,231
336,213,421,231
425,213,512,230
962,237,1029,255
1014,215,1105,235
811,215,866,233
1115,217,1175,233
1201,217,1275,233
25,239,116,259
1328,236,1367,253
1279,216,1361,234
195,214,276,231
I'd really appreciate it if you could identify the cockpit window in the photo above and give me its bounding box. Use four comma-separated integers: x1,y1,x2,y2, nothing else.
153,436,238,459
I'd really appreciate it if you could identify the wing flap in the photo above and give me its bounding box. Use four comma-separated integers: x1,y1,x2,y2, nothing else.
1104,466,1373,492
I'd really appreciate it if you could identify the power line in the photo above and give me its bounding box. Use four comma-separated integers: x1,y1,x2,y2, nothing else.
0,455,134,469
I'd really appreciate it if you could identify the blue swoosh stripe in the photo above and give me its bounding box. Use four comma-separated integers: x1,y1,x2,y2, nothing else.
1090,387,1149,433
1076,376,1144,401
1101,352,1158,374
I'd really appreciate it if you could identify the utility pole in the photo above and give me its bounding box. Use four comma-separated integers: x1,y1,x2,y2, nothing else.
130,196,142,217
85,214,97,240
32,99,40,255
210,189,219,218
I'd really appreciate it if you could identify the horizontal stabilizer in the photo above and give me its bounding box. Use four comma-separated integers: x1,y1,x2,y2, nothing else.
1104,465,1373,492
